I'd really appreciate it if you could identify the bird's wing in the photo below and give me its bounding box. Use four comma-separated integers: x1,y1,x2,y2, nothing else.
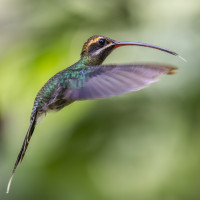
69,64,177,100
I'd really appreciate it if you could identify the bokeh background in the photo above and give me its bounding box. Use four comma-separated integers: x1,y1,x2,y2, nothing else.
0,0,200,199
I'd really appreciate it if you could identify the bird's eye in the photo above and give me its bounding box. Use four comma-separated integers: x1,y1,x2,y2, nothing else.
98,39,106,46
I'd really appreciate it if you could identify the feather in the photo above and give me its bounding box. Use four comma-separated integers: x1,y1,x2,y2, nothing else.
70,64,177,100
7,110,38,193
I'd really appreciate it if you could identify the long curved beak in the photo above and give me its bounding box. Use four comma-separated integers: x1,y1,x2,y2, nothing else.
113,40,178,56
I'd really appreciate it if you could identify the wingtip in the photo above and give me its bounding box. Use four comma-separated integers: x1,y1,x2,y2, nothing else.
167,66,178,75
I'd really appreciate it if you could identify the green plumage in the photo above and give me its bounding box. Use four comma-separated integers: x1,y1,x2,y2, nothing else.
33,60,91,111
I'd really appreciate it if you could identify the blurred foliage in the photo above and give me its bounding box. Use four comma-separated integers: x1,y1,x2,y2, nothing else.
0,0,200,199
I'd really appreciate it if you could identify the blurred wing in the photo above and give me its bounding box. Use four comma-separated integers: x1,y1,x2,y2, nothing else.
70,64,177,100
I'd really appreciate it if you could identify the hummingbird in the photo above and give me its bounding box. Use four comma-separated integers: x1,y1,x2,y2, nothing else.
7,35,179,193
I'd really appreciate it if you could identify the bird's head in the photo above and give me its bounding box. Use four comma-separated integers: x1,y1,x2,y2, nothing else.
81,35,178,65
81,35,114,65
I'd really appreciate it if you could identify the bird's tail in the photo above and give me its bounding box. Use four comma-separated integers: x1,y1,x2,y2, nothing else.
7,110,38,194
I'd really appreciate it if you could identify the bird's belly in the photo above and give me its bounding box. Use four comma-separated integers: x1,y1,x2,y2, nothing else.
46,89,76,111
47,99,72,111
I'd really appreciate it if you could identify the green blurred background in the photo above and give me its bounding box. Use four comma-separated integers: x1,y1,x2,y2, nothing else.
0,0,200,199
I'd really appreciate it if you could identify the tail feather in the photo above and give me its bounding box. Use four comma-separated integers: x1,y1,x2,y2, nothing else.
7,110,38,193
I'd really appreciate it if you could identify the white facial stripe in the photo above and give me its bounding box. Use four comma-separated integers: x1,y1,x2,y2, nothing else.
92,43,113,56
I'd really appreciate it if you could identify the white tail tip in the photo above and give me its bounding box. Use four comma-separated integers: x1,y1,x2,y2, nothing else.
6,174,14,194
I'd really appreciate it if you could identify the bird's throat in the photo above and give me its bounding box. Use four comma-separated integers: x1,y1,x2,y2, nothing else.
78,56,103,66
